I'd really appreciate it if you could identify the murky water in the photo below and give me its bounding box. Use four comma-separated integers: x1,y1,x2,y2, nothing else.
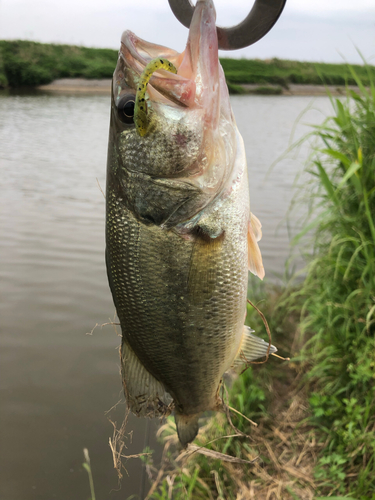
0,90,332,499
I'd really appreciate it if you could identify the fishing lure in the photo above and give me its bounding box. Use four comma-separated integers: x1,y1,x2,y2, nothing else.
134,58,177,136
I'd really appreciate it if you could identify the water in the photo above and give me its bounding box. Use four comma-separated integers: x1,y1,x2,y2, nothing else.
0,90,332,499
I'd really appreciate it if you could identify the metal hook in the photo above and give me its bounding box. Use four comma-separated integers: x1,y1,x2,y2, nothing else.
168,0,287,51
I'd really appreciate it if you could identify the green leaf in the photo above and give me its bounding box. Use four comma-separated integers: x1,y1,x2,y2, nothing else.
82,463,90,473
291,210,330,245
321,149,351,168
349,89,362,101
337,160,362,189
314,161,339,206
348,65,369,99
335,99,348,127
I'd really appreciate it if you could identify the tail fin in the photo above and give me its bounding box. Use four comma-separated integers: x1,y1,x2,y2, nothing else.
175,412,200,447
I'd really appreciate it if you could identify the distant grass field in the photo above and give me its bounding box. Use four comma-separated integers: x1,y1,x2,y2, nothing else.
220,57,375,87
0,40,118,87
1,40,375,89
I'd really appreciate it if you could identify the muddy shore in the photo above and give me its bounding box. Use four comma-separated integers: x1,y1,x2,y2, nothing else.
37,78,358,96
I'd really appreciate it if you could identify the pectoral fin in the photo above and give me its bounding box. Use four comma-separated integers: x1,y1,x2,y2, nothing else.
121,341,173,417
248,213,265,280
232,326,277,366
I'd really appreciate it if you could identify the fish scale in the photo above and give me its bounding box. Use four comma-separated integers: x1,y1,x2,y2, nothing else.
106,154,250,411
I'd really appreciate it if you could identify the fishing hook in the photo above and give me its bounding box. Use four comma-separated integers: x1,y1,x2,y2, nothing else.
168,0,287,50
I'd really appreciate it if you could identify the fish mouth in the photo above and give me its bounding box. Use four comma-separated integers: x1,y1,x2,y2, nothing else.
120,0,221,116
116,0,234,207
120,31,196,107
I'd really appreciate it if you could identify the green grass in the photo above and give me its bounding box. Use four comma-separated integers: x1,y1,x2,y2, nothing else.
82,448,96,500
0,40,118,87
1,40,375,90
282,62,375,497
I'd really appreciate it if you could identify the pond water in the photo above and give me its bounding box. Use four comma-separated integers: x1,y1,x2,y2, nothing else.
0,90,332,500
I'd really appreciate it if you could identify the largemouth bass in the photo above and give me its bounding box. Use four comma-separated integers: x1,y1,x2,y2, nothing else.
106,0,276,447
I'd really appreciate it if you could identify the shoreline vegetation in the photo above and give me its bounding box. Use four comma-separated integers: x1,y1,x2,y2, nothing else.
1,40,375,95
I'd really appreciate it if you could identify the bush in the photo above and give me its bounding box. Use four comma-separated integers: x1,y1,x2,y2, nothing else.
0,48,8,87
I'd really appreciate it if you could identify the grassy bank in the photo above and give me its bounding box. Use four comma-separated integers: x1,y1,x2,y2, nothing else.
221,57,375,88
0,40,117,87
135,68,375,499
1,40,375,91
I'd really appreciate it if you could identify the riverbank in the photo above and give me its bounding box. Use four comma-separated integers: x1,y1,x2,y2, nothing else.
36,78,362,96
1,40,375,92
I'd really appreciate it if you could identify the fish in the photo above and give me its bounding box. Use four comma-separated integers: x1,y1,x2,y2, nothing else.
105,0,276,447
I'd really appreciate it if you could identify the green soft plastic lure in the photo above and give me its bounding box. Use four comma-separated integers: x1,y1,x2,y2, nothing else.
134,58,177,136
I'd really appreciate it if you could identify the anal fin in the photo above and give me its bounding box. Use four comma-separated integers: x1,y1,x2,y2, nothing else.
121,341,173,417
232,326,277,366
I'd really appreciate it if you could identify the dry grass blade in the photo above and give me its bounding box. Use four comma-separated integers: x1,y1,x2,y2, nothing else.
222,383,254,438
86,318,120,336
108,408,130,481
211,470,225,499
271,352,291,361
228,405,258,427
283,465,315,485
166,474,176,499
177,444,258,465
145,440,173,500
96,177,106,199
271,426,289,445
104,398,124,416
108,408,151,482
264,441,281,471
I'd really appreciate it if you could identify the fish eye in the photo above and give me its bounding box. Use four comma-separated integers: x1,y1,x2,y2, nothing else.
117,95,136,124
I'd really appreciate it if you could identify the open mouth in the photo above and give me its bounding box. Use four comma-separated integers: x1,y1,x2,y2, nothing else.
118,0,220,115
119,31,196,108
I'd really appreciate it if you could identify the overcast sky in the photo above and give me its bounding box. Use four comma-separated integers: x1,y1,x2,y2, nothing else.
0,0,374,63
